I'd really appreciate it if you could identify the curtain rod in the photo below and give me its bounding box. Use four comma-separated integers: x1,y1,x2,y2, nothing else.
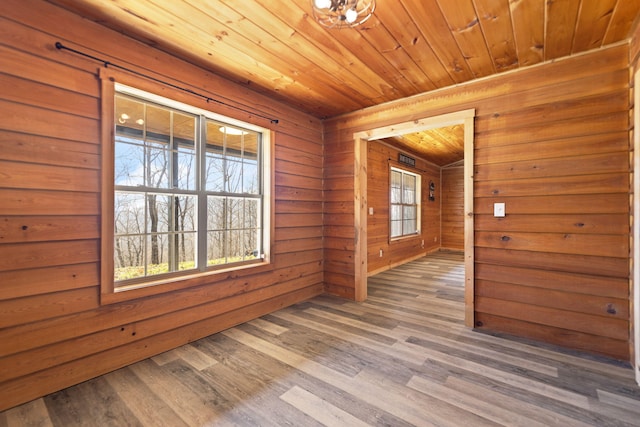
55,41,279,124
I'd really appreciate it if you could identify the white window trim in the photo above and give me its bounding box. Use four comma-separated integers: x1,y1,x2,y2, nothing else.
100,69,272,304
116,84,269,135
389,166,421,240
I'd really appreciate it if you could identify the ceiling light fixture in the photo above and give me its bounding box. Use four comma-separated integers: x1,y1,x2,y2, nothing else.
219,126,247,136
311,0,376,29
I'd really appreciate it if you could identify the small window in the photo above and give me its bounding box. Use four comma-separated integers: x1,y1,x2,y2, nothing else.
390,167,421,239
110,84,270,291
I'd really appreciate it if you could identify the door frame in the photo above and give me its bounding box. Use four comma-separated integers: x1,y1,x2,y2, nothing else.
353,109,476,327
633,68,640,385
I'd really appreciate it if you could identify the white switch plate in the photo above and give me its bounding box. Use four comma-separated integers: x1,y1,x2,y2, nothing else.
494,202,505,217
369,207,374,215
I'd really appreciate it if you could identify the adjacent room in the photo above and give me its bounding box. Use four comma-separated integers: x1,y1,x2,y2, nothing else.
2,0,640,424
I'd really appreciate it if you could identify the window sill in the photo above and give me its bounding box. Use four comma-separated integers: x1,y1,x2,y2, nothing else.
389,233,421,244
100,260,274,305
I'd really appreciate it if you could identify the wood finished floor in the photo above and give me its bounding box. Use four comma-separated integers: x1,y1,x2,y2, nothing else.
2,251,640,426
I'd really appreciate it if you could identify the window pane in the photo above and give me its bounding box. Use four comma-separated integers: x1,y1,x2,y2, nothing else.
115,138,145,186
226,158,242,192
207,196,225,230
172,111,196,190
112,88,265,287
175,232,197,271
404,189,415,205
390,204,402,221
224,131,243,162
115,95,145,133
114,192,146,236
390,170,402,203
207,230,225,266
243,133,259,194
146,144,170,189
147,194,170,234
403,174,416,190
145,104,171,142
175,196,197,232
173,112,195,141
221,126,246,138
176,144,196,190
243,230,259,258
243,159,258,194
390,220,402,238
389,168,421,239
402,199,417,235
243,133,258,154
403,205,416,220
228,230,244,260
114,235,145,281
205,151,224,192
115,96,146,187
144,233,167,275
244,199,259,228
403,175,416,204
205,121,225,192
391,170,402,186
391,187,401,204
227,197,244,230
404,204,417,234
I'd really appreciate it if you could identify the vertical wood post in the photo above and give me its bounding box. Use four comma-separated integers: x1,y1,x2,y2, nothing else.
354,136,368,301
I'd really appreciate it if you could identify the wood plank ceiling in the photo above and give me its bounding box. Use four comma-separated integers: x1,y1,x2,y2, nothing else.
46,0,640,165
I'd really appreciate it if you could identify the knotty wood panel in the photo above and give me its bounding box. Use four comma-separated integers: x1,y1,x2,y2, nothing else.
475,280,629,319
366,141,440,275
39,0,640,119
324,43,631,361
628,12,640,371
0,263,98,300
0,215,99,243
474,264,629,299
476,247,628,278
474,312,630,360
0,131,99,169
475,213,628,235
475,231,628,258
441,166,464,250
0,0,323,411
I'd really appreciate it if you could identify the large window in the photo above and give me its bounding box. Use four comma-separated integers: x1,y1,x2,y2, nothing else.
390,167,421,239
111,84,269,290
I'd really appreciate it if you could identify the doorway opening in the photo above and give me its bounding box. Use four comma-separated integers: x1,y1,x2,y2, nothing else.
633,67,640,385
353,109,475,327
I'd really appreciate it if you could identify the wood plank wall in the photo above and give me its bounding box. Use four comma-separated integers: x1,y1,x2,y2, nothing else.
324,43,632,361
441,166,464,251
630,14,640,369
0,0,323,411
366,141,440,275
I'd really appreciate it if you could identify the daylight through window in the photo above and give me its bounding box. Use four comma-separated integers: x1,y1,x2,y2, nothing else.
390,167,421,239
113,85,268,287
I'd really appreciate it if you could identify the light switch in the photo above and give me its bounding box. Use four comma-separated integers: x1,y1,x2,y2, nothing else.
369,207,374,215
494,202,505,217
